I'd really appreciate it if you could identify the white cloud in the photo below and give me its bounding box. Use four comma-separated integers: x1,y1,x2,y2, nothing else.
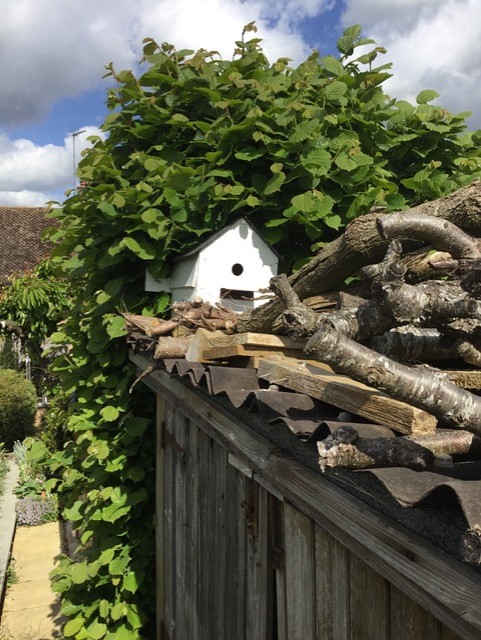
0,0,334,129
0,126,103,205
342,0,481,129
1,0,479,205
0,190,52,207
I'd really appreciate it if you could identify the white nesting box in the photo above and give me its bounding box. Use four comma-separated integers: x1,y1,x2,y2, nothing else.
145,218,278,312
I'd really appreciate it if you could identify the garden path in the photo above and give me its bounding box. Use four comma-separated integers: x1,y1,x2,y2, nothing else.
0,522,64,639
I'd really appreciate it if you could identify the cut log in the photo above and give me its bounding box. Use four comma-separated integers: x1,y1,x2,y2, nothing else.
377,213,481,259
237,181,481,333
317,426,433,471
123,313,179,337
153,335,193,359
370,327,457,362
304,324,481,437
316,427,481,471
444,369,481,389
409,430,481,457
257,358,437,435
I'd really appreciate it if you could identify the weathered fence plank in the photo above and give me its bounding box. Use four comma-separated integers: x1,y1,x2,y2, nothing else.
283,501,316,640
391,586,442,640
349,553,390,640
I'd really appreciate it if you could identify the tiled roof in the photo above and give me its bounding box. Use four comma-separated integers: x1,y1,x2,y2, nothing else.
128,331,481,569
0,206,54,283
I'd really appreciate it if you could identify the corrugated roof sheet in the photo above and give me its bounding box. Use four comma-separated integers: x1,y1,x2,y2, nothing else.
128,333,481,567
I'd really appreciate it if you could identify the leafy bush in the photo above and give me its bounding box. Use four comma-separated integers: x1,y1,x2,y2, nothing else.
0,371,37,450
45,25,481,638
0,335,21,371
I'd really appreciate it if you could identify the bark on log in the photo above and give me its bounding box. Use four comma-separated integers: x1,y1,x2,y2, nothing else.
409,430,481,457
317,426,481,470
153,335,193,359
370,327,458,362
237,180,481,333
317,426,433,471
377,213,481,259
305,324,481,437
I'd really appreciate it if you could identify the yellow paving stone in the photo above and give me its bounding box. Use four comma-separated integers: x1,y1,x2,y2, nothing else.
0,522,65,639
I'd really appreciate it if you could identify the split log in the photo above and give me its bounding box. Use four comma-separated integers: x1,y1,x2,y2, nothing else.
317,426,433,471
403,249,452,282
237,180,481,333
317,426,481,471
123,300,238,338
123,313,179,337
304,324,481,437
153,335,193,359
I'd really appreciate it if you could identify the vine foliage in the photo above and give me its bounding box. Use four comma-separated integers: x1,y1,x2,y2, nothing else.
45,25,481,639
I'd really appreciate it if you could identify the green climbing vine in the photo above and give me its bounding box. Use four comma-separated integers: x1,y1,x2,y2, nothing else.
43,24,481,639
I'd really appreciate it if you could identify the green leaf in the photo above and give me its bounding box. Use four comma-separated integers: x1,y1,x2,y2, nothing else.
97,202,118,218
321,55,344,76
334,152,358,171
109,556,130,576
100,406,120,422
87,622,108,639
290,192,317,213
324,214,342,230
106,315,127,339
322,81,347,101
70,563,90,585
263,171,285,195
141,208,160,223
416,89,440,104
337,24,361,55
289,120,319,143
122,236,156,260
87,441,110,459
64,617,85,637
246,195,260,206
123,572,140,593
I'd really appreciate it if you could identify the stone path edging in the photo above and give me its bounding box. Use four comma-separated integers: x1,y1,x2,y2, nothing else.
0,459,18,600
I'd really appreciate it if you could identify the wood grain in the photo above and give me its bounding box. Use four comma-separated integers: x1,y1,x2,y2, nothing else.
258,357,437,435
283,502,316,640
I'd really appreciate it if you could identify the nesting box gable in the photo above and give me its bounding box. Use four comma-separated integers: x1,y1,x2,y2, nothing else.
145,218,278,311
194,219,277,311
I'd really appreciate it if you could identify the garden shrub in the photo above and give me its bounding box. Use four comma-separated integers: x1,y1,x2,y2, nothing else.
0,335,21,372
0,370,37,450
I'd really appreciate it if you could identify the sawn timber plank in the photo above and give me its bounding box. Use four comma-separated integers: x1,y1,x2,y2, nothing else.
257,357,436,435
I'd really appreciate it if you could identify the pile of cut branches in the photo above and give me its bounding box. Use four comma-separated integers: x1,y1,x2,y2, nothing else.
255,181,481,439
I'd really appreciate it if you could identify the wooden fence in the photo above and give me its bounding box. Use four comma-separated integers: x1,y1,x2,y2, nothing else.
132,353,480,640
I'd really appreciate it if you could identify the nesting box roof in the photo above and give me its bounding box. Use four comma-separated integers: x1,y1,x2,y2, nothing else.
179,217,279,259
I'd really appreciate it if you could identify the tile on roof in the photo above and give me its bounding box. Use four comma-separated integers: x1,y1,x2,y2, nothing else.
0,206,54,283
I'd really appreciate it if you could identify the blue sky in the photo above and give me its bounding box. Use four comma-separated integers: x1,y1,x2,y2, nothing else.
0,0,480,206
